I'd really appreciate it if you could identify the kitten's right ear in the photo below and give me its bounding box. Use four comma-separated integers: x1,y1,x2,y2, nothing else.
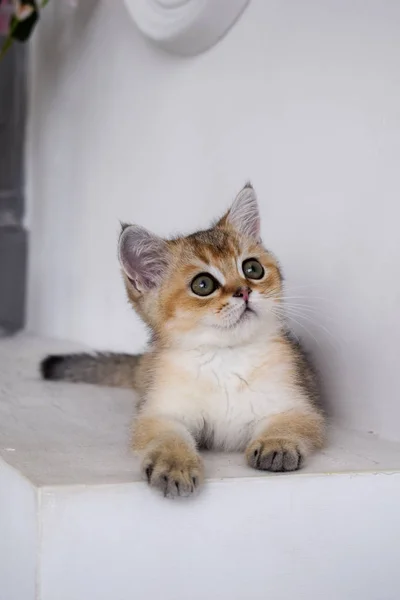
118,224,169,293
217,183,261,241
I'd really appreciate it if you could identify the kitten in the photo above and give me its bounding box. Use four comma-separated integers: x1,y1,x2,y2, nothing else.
42,184,325,497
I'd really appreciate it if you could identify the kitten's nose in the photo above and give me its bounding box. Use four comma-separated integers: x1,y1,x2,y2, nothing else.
233,286,252,302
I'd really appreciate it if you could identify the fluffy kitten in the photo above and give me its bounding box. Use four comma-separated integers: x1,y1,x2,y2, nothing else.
42,184,325,497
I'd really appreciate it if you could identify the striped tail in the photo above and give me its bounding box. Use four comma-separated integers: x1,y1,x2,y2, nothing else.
40,352,141,389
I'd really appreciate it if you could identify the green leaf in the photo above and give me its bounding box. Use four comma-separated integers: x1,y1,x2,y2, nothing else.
0,34,14,61
0,0,48,60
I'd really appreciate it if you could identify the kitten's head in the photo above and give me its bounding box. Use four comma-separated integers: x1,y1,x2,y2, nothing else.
119,184,283,348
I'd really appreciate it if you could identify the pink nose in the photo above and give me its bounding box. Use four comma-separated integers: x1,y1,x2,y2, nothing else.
233,286,251,302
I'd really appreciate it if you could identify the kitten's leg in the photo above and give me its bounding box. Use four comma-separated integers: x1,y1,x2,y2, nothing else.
246,410,325,472
133,416,204,498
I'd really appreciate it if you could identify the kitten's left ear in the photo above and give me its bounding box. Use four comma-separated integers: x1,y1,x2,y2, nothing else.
218,183,261,241
118,224,169,293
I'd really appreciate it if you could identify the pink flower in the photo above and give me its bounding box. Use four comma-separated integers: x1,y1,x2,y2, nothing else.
0,0,12,35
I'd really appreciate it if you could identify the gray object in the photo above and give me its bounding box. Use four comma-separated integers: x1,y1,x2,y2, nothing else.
0,38,27,333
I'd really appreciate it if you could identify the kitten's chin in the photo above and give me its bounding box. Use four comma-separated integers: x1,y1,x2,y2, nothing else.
172,311,278,350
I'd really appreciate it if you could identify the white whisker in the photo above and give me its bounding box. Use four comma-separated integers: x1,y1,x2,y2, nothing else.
283,302,333,318
283,306,342,349
284,283,326,291
279,295,338,304
272,307,321,347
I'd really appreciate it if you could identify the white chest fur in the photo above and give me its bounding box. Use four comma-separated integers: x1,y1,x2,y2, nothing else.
146,340,307,451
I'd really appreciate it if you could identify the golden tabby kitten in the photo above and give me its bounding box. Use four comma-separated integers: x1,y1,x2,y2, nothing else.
42,184,325,497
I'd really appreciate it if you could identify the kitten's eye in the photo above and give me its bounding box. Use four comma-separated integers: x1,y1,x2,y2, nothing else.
191,273,219,296
242,258,264,280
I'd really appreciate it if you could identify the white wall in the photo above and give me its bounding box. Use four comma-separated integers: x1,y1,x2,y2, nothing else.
27,0,400,440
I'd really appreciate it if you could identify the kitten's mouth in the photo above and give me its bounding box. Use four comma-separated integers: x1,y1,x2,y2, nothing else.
232,305,256,327
213,305,256,330
241,305,255,318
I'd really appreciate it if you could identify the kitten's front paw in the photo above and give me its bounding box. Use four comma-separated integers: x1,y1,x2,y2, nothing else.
246,437,303,472
142,441,204,498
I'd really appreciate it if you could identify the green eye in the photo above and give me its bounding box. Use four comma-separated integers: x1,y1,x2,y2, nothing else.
191,273,219,297
242,258,264,280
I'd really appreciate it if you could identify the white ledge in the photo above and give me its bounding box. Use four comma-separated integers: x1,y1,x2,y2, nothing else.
2,334,400,600
1,333,400,488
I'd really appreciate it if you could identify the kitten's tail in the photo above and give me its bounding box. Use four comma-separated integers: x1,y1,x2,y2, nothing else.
41,352,142,389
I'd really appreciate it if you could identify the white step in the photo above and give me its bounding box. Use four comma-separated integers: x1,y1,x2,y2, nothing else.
1,334,400,600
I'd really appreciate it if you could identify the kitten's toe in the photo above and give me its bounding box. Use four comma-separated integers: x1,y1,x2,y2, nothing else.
246,438,303,472
142,444,203,498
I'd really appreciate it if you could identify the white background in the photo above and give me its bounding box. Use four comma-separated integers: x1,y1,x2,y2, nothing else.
27,0,400,440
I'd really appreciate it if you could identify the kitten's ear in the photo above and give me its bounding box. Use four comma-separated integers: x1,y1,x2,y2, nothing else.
218,183,261,241
118,224,169,293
